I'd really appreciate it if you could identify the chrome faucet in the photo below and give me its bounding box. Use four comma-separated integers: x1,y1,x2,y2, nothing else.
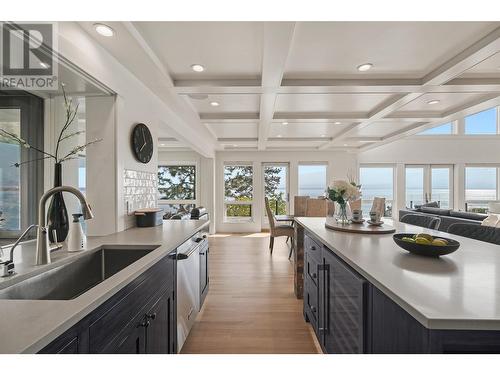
0,224,38,277
36,186,94,265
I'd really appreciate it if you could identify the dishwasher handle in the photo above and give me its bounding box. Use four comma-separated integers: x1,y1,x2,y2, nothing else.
176,244,200,260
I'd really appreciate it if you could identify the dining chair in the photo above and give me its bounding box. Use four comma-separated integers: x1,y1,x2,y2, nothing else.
400,214,441,230
370,197,386,217
265,197,294,258
448,223,500,245
293,196,309,217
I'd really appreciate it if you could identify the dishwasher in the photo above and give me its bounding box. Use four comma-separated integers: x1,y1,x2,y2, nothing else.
176,232,202,351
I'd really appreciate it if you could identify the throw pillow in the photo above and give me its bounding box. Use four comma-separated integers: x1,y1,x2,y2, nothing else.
482,214,500,227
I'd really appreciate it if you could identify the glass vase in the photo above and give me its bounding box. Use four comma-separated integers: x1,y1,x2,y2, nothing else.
334,201,351,225
47,162,69,243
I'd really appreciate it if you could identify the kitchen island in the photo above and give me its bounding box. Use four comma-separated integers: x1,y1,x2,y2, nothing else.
0,220,209,354
295,217,500,353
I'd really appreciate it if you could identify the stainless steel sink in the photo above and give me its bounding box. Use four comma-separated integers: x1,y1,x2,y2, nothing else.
0,247,158,300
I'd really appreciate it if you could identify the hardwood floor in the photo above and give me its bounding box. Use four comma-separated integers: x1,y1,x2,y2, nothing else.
181,233,321,354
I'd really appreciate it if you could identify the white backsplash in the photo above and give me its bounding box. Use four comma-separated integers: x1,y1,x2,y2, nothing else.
123,169,157,227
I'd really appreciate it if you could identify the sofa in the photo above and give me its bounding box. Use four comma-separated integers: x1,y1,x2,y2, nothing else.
398,206,488,232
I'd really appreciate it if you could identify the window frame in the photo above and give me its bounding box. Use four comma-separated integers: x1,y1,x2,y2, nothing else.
359,164,396,218
404,164,454,209
416,121,455,136
464,107,498,135
223,162,254,223
0,94,44,239
297,162,328,198
157,162,198,205
464,164,500,212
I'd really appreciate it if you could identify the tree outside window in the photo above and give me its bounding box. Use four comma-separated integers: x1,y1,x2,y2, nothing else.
158,165,196,201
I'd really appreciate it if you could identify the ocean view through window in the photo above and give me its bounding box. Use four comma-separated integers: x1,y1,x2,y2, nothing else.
359,166,394,216
465,166,498,213
298,164,327,197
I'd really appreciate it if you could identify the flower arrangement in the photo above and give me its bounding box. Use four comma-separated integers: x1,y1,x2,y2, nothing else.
0,85,101,168
327,178,361,224
327,180,361,204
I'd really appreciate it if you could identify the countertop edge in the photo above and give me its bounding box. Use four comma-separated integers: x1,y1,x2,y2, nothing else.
6,220,209,354
296,218,500,332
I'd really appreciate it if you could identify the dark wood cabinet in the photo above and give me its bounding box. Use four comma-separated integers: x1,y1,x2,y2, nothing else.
304,234,367,354
40,250,177,354
301,228,500,354
321,249,366,354
146,290,176,354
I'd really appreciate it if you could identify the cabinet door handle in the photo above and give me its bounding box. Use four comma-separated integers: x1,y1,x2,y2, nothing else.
146,313,157,320
311,246,316,250
140,320,150,328
200,252,205,255
312,272,317,279
311,306,317,313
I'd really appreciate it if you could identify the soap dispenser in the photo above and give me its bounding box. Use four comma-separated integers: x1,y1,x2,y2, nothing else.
67,213,86,252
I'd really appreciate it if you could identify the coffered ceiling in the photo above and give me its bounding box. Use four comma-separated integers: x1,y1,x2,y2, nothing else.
79,21,500,153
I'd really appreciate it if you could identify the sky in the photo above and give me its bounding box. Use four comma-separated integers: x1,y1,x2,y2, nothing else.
419,108,497,135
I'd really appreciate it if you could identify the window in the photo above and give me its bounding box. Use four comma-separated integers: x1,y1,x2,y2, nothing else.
465,108,497,135
417,122,453,135
359,166,394,217
0,109,21,232
158,165,196,201
405,167,425,208
298,164,327,197
405,165,453,209
465,167,498,213
263,164,289,217
0,95,44,239
430,167,452,209
224,164,253,221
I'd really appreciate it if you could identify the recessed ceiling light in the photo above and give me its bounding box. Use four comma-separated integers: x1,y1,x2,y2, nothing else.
343,143,348,146
233,144,238,147
427,99,440,105
357,63,373,72
321,134,326,138
334,121,342,125
209,101,220,107
282,121,289,125
277,135,282,138
94,23,114,37
39,62,49,69
160,143,166,146
191,64,205,72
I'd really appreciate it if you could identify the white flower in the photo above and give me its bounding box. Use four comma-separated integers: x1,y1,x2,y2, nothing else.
328,179,361,201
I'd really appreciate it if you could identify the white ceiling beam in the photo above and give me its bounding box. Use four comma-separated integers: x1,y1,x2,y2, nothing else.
120,22,217,158
200,112,259,120
175,78,500,96
320,27,500,149
359,95,500,153
318,93,424,149
258,22,296,150
422,27,500,86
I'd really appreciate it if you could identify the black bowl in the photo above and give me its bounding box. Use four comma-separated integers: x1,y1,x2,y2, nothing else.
393,233,460,257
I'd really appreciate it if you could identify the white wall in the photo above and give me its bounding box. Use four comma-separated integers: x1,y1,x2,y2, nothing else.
56,22,206,233
358,137,500,214
215,150,358,233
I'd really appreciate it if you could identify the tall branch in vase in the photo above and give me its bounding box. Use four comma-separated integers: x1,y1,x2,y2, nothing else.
0,85,102,242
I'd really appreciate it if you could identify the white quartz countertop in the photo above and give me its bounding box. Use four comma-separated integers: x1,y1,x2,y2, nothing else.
0,220,209,354
295,217,500,331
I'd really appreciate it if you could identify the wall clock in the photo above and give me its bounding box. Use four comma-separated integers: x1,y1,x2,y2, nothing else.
131,123,153,163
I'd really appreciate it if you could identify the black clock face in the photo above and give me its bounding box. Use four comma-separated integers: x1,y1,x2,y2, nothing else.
131,123,153,163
